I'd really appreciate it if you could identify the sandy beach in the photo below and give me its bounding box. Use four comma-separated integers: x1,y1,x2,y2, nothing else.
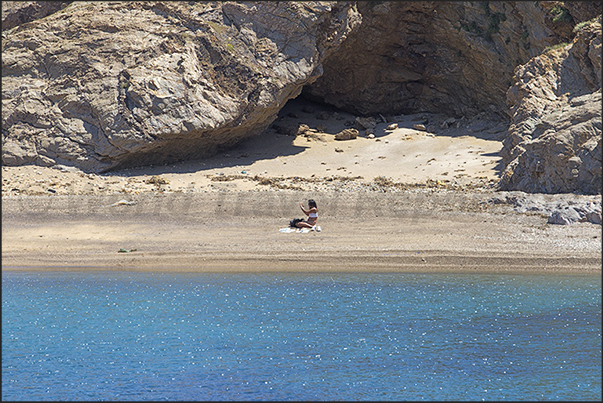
2,189,601,273
2,99,601,273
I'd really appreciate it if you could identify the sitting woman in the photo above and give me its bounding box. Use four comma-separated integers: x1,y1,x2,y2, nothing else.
293,199,318,229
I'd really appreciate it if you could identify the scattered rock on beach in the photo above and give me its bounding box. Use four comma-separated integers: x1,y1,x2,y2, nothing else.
334,128,359,140
355,117,377,130
440,118,457,129
297,124,311,136
586,211,603,225
546,201,602,225
273,124,299,136
486,192,602,225
547,208,583,225
111,200,137,207
146,176,169,185
413,124,427,131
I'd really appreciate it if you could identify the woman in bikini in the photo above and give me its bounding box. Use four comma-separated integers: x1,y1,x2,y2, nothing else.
296,199,318,229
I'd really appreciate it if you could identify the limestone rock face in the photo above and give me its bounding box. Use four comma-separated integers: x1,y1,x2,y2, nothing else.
1,1,71,31
304,1,599,118
499,17,602,195
2,1,359,172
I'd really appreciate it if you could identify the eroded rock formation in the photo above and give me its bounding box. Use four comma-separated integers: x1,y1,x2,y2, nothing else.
500,17,602,194
2,1,601,195
2,1,359,172
1,1,71,31
304,1,600,118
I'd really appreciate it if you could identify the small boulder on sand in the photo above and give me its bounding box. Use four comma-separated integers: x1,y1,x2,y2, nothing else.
273,123,298,136
335,128,359,140
440,117,456,129
413,124,427,131
355,116,377,130
297,124,311,135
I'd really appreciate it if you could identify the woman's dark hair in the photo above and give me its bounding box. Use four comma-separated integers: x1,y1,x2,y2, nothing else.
308,199,317,208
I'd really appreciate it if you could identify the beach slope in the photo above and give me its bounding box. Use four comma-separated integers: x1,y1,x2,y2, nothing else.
2,191,600,273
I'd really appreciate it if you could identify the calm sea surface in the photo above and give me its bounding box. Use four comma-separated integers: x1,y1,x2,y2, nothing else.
2,271,601,401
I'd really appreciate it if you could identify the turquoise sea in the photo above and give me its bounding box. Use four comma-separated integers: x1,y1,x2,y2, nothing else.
2,271,601,401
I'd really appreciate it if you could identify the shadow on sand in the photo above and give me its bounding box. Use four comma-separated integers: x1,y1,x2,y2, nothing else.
110,96,508,180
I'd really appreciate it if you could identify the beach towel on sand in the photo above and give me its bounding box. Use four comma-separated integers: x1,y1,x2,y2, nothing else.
279,226,321,233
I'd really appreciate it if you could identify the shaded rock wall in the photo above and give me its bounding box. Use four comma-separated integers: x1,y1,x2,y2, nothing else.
2,1,359,172
499,17,602,194
1,1,71,31
304,1,600,118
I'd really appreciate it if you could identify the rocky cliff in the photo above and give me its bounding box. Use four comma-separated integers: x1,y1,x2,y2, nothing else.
304,1,600,118
500,16,601,194
2,1,602,195
2,1,360,172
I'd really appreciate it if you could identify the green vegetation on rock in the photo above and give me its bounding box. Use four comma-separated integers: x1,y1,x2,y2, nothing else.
551,4,573,24
543,42,569,53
